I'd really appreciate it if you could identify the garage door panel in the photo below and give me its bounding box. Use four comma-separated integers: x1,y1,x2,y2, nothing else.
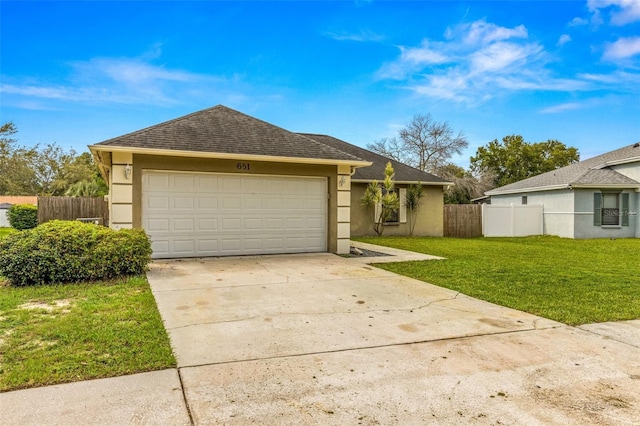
264,218,284,230
145,173,170,189
147,196,170,210
197,240,218,252
173,240,195,254
151,240,170,256
173,175,195,191
197,175,219,191
221,177,242,192
147,218,170,232
305,198,325,210
198,197,218,210
305,217,324,230
172,197,194,209
143,171,327,258
198,218,218,231
174,218,195,231
285,218,305,229
244,198,262,209
221,197,242,209
244,218,263,229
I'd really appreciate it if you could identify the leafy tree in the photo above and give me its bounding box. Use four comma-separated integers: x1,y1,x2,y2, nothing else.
435,163,496,204
361,162,400,236
470,135,579,188
368,114,468,172
405,183,424,235
0,122,107,196
0,122,37,195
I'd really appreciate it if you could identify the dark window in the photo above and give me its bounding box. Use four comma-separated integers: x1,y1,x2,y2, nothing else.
601,193,619,225
384,188,399,223
522,196,528,205
594,192,629,227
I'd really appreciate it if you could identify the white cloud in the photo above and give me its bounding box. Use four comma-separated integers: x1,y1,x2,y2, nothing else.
0,51,236,108
568,17,589,26
540,102,584,114
326,29,384,42
447,20,528,45
470,42,542,73
377,41,449,79
588,0,640,25
376,19,586,104
557,34,572,46
400,42,449,65
603,36,640,59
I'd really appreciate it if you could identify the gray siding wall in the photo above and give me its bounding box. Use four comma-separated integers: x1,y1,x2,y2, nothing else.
574,189,638,239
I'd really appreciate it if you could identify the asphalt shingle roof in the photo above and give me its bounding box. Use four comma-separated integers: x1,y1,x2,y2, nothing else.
93,105,364,163
300,133,449,184
487,142,640,194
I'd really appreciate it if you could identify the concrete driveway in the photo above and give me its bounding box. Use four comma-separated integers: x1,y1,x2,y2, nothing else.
147,250,640,425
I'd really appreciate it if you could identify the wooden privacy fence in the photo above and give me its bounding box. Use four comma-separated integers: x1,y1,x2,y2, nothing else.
443,204,483,238
37,196,109,226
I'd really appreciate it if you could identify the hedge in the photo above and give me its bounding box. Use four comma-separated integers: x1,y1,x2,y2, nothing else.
0,220,152,286
7,204,38,230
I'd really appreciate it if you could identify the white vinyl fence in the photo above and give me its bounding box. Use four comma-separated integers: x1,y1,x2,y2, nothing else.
0,208,10,227
482,204,543,237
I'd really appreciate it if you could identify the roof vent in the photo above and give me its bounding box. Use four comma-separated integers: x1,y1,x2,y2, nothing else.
634,142,639,148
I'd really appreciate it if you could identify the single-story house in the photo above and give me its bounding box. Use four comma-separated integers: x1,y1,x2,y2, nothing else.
299,133,450,237
0,196,38,228
89,105,450,258
485,143,640,239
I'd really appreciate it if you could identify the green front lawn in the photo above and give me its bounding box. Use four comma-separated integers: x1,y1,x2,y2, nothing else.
0,276,176,392
356,236,640,326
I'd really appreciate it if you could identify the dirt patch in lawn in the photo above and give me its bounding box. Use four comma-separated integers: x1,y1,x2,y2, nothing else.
19,299,73,313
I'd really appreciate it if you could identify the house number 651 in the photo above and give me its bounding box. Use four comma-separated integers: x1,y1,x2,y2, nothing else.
237,162,250,171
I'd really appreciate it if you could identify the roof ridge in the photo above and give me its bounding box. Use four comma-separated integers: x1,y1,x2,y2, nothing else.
95,104,227,145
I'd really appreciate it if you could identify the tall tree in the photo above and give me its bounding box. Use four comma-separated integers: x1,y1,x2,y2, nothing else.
368,114,469,172
0,122,37,195
470,135,579,188
0,122,107,196
435,163,496,204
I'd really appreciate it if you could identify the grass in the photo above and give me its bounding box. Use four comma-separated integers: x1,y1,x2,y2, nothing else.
355,236,640,326
0,276,176,392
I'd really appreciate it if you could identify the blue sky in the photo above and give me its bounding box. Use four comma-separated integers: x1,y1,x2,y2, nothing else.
1,1,639,168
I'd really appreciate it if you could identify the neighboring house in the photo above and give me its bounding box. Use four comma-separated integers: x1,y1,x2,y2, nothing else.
89,105,450,259
299,134,451,237
486,143,640,239
0,196,38,228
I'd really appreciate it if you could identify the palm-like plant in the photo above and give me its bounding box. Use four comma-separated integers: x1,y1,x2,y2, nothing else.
361,162,399,235
405,183,424,236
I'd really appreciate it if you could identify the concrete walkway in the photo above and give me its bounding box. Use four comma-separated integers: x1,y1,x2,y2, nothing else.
2,245,639,425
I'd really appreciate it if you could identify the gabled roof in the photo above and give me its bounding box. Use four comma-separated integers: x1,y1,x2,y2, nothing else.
300,133,451,185
487,143,640,195
90,105,367,165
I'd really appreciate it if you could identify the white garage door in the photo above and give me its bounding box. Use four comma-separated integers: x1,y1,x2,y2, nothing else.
142,171,327,258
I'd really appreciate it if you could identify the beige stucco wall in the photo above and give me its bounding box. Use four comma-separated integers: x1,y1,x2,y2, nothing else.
350,183,445,237
128,154,341,253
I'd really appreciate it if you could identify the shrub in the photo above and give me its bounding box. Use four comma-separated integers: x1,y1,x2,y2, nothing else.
7,204,38,230
0,220,152,286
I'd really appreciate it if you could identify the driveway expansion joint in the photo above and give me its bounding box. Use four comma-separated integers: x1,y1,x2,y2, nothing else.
176,327,548,370
176,368,195,426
